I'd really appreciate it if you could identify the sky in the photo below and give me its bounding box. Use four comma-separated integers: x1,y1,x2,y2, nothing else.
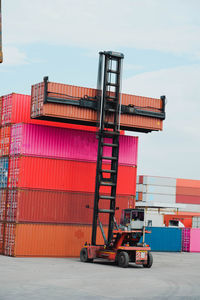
1,0,200,180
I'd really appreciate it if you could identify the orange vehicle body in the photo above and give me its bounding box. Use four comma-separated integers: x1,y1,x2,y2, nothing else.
84,230,151,266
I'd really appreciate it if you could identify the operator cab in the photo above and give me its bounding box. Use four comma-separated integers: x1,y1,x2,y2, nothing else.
120,208,145,230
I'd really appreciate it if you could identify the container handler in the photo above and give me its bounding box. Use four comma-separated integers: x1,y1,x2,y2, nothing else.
80,51,159,268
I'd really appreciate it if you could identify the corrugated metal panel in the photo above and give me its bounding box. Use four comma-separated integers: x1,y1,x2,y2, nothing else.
176,178,200,188
142,227,182,252
139,175,176,187
6,189,135,224
136,184,176,195
182,228,190,252
176,186,200,196
0,222,4,254
4,223,108,257
0,93,95,131
10,123,138,166
190,229,200,252
141,193,176,203
178,204,200,213
192,217,200,228
176,194,200,205
136,184,143,192
0,97,2,122
0,189,6,221
31,81,163,131
0,156,8,188
0,125,11,156
8,156,137,195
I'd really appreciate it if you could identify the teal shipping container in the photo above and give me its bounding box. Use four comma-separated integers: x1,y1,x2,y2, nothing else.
0,157,8,188
141,227,182,252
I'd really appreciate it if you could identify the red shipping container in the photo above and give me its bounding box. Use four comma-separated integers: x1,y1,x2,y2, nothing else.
0,189,6,221
31,81,163,132
0,96,2,121
1,93,95,131
8,156,137,195
0,222,4,254
6,189,135,224
4,223,108,257
0,126,11,156
164,214,192,228
176,186,200,197
176,194,200,205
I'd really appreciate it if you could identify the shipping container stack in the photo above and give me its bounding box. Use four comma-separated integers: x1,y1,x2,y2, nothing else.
136,175,200,252
0,93,138,257
0,95,10,254
136,175,200,212
136,175,176,205
176,178,200,212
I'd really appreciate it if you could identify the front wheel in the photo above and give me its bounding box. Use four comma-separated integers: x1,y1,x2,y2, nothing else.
80,248,93,263
143,252,153,268
117,251,129,268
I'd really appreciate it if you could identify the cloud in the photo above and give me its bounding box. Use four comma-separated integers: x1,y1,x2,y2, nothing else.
123,64,200,179
1,46,29,66
3,0,200,57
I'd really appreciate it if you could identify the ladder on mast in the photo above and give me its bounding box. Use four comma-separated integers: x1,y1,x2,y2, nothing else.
92,51,124,246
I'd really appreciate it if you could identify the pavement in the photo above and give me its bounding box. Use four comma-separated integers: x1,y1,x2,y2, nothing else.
0,252,200,300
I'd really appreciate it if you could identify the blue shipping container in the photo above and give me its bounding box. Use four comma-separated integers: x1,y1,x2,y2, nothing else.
141,227,182,252
0,157,8,188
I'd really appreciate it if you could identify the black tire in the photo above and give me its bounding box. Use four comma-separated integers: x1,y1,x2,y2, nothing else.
80,248,93,263
117,251,129,268
143,252,153,268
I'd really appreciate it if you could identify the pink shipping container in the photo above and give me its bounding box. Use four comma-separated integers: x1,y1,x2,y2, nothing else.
10,123,138,166
182,228,190,252
190,229,200,252
182,228,200,252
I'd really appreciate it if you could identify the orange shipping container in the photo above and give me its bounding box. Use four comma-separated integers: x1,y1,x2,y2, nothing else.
0,125,11,156
4,223,108,257
176,178,200,188
31,81,163,132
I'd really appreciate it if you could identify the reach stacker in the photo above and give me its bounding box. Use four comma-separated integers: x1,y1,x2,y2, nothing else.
80,51,164,268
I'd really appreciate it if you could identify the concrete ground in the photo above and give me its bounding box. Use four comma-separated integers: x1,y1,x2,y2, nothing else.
0,252,200,300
